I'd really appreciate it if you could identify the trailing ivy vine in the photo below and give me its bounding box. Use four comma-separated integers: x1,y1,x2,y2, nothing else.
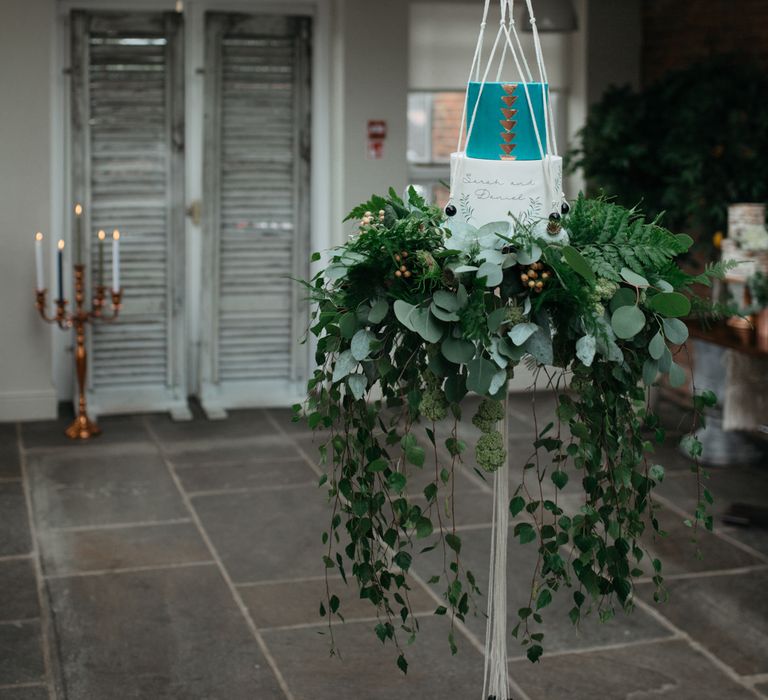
294,188,728,670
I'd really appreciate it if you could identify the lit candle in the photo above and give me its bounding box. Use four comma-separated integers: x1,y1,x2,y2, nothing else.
34,232,44,291
97,230,106,287
74,204,83,264
57,240,65,300
112,229,120,291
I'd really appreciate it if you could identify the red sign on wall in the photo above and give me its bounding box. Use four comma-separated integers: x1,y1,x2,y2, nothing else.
367,120,387,159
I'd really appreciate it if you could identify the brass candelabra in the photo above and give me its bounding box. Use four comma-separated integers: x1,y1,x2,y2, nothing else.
36,264,122,439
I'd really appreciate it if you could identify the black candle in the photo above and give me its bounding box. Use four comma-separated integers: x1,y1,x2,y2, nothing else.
57,240,65,300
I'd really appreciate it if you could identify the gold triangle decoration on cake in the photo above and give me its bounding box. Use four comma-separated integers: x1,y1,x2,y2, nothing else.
499,83,518,160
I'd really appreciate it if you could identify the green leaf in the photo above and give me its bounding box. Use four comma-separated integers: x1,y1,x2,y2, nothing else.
415,517,433,538
551,470,569,489
466,356,497,395
388,472,407,493
642,358,659,386
433,290,461,311
536,588,553,610
611,305,646,340
397,654,408,675
527,644,544,663
393,300,419,331
393,551,412,572
445,533,461,554
347,374,367,399
509,322,538,346
430,303,460,322
332,349,357,382
509,496,526,517
610,287,636,312
368,298,389,324
339,311,358,339
575,335,596,367
442,337,475,364
648,331,665,360
476,261,503,287
648,292,691,318
561,246,596,283
669,361,687,388
367,458,388,473
516,523,537,544
487,307,508,332
663,318,689,344
444,374,468,403
523,327,554,365
620,268,649,287
351,329,376,361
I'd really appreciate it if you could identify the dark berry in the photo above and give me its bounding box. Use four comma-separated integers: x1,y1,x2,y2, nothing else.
549,211,561,222
445,203,457,217
561,201,570,215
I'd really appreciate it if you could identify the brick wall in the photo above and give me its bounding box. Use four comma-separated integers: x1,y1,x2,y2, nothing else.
643,0,768,85
431,92,464,162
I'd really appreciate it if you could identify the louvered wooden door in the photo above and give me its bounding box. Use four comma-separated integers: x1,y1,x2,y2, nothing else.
71,11,189,418
200,14,311,414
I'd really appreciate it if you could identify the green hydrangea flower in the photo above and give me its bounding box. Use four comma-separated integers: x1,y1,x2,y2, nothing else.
419,386,448,422
476,430,506,472
505,303,525,326
472,398,505,433
594,278,619,301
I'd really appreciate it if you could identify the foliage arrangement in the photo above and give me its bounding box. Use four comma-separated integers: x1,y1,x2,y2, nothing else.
295,188,727,670
569,56,768,238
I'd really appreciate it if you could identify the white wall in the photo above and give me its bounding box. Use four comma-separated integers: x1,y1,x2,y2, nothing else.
0,0,58,421
334,0,410,239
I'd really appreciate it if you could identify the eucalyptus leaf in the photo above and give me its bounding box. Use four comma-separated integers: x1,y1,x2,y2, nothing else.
648,331,665,360
663,318,689,345
611,305,646,340
523,327,554,365
444,374,467,403
669,362,687,388
647,292,691,318
517,243,542,265
466,356,497,396
476,261,504,287
339,311,358,339
488,337,508,369
642,358,659,386
441,337,475,364
487,307,508,332
430,303,460,322
453,264,479,274
347,374,367,399
332,350,357,383
509,322,539,346
351,329,376,361
489,369,508,396
610,287,636,312
620,268,649,288
658,346,673,373
393,300,419,331
433,290,461,312
368,298,389,324
575,334,596,367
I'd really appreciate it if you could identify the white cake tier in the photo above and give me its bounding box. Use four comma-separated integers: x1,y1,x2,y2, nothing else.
449,153,563,227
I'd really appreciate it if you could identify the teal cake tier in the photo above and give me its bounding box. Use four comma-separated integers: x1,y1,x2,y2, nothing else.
466,81,549,161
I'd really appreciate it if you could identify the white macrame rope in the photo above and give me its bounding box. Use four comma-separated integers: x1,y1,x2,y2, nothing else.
481,392,511,700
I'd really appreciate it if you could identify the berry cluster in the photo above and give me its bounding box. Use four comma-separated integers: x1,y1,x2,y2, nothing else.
393,250,412,279
520,261,550,293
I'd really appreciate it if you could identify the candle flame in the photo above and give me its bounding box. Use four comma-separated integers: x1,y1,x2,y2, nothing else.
113,230,120,241
98,230,106,241
58,239,65,250
74,204,83,216
35,232,43,241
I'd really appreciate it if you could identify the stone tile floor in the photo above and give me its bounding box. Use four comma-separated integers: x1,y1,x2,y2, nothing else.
0,397,766,699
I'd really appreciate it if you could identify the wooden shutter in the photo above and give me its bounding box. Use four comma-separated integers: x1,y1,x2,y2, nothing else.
201,14,311,413
71,11,189,418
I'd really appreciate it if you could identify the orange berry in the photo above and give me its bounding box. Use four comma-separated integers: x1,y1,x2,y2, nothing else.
395,270,402,278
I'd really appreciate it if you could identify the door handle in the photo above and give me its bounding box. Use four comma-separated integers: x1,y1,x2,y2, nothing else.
186,200,202,226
